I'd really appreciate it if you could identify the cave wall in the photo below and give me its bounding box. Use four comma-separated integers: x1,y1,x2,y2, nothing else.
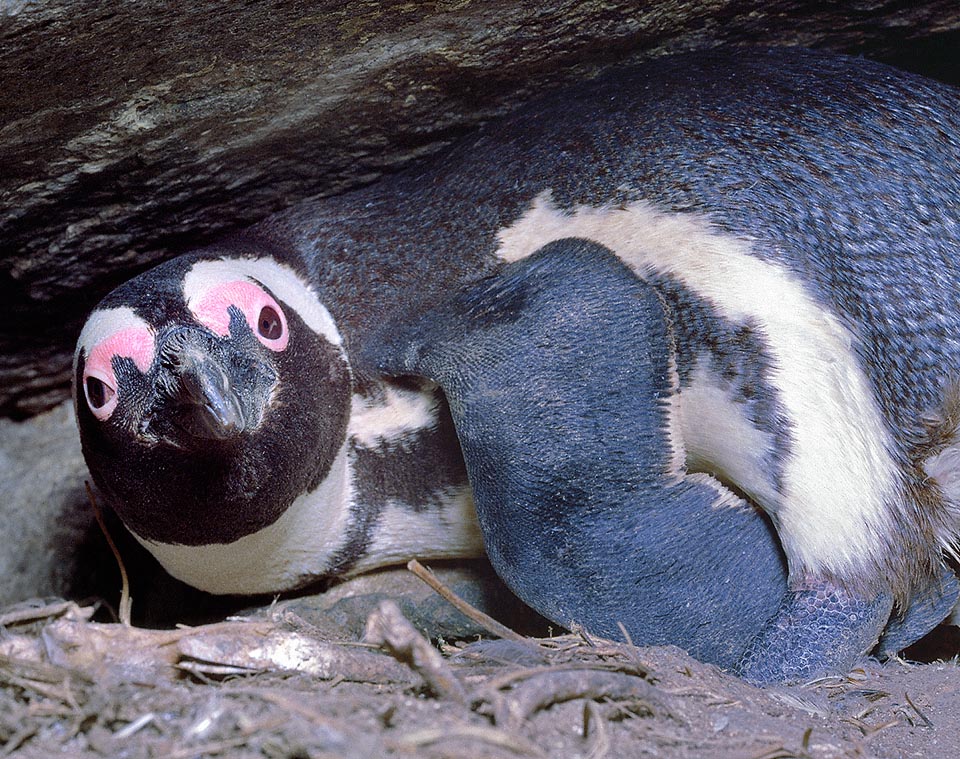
2,0,960,417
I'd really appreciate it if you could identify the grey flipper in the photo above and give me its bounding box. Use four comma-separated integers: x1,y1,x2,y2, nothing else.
369,238,789,669
370,238,956,679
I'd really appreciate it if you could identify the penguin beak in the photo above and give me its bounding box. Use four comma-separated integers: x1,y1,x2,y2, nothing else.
151,326,278,444
175,343,247,439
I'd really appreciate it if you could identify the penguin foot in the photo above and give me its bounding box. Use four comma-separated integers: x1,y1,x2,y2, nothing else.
736,577,893,685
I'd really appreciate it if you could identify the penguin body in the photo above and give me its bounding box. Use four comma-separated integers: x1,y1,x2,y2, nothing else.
75,47,960,679
371,238,960,672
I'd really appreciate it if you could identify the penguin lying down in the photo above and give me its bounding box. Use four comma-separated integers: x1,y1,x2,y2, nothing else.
74,47,960,683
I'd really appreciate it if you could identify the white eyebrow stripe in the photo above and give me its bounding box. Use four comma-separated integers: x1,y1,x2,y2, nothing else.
75,306,153,368
183,257,342,345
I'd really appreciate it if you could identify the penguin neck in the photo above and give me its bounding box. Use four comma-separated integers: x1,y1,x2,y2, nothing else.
134,439,355,595
135,382,484,595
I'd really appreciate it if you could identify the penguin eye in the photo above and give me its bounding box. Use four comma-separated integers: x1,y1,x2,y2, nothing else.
257,306,283,341
190,280,289,352
86,376,115,409
78,325,153,422
83,371,119,421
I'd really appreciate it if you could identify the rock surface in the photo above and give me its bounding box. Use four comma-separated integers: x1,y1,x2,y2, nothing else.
0,403,90,604
2,0,960,417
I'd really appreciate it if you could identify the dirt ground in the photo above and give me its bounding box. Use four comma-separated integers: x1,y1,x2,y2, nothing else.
1,570,959,759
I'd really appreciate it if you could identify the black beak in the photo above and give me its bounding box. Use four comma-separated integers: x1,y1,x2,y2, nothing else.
152,326,277,443
175,343,247,439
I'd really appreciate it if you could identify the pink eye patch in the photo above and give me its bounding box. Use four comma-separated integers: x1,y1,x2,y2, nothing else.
83,327,155,421
190,280,289,351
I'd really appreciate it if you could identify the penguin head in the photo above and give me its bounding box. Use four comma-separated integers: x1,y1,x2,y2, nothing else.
74,244,352,588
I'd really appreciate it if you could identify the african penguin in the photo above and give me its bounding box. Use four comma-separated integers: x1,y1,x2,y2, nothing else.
75,47,960,682
75,244,483,595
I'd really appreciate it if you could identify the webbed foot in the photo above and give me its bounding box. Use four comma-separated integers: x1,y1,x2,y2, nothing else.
737,577,893,684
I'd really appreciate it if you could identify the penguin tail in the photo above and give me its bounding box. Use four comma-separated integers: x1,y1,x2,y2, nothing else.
910,382,960,567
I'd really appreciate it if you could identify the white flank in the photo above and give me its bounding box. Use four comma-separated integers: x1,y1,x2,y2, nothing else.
496,192,900,579
352,485,486,574
183,257,342,344
135,439,355,595
349,384,440,448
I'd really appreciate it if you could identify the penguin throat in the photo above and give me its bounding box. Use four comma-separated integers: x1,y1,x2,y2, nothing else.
132,439,355,595
134,383,487,596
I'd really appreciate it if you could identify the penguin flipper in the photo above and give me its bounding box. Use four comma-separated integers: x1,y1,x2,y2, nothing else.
372,237,790,669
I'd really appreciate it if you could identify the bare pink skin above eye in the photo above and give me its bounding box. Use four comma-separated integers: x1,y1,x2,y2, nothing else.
84,327,156,420
190,280,289,351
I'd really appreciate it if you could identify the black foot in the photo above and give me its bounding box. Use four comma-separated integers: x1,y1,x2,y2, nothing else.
737,577,893,685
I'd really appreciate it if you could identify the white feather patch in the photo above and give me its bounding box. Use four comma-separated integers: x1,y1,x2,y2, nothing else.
134,439,355,595
349,385,440,448
352,485,485,574
183,257,342,345
496,192,901,580
74,306,152,371
678,360,782,510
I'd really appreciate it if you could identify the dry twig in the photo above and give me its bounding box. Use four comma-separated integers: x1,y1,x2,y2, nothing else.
392,724,546,757
491,668,666,729
244,688,352,732
485,659,648,693
165,735,256,759
584,700,611,759
0,601,91,628
903,691,933,727
364,600,469,705
407,559,529,643
86,482,132,626
1,725,38,757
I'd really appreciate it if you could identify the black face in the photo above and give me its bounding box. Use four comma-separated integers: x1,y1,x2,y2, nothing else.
75,253,352,546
